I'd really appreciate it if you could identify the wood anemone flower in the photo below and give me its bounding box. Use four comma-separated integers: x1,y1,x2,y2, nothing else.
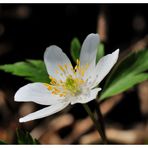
14,33,119,123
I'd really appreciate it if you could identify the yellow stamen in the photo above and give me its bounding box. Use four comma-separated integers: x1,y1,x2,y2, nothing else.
45,60,90,98
48,85,52,90
58,64,65,73
60,94,65,97
64,64,68,70
74,65,78,70
76,59,80,65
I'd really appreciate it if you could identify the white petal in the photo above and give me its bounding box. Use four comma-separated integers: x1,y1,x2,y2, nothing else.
15,83,63,105
19,102,69,122
80,33,100,66
80,33,100,80
71,88,101,105
92,49,119,88
44,45,73,80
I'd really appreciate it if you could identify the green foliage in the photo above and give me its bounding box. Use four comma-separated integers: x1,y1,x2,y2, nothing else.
16,129,40,144
0,140,7,144
144,139,148,144
70,37,81,62
96,43,105,63
0,60,50,83
100,49,148,100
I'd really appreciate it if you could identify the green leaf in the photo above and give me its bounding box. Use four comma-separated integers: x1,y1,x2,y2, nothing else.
100,73,148,99
0,60,50,83
100,49,148,100
70,37,81,62
0,140,7,144
96,43,105,63
16,128,40,144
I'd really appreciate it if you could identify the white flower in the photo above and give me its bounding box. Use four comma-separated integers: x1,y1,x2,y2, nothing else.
15,33,119,123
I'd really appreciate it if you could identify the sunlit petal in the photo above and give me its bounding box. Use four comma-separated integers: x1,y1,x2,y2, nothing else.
15,83,63,105
44,45,73,80
92,49,119,88
19,102,69,122
80,33,100,80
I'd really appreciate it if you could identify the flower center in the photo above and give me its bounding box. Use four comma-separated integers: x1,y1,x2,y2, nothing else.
44,59,89,97
45,75,84,97
65,76,82,95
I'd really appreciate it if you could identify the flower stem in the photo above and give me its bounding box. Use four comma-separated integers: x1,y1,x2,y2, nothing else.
82,103,108,144
93,100,108,143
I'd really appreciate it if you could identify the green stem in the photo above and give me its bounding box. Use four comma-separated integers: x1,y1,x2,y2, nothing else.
93,100,107,142
82,104,108,144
